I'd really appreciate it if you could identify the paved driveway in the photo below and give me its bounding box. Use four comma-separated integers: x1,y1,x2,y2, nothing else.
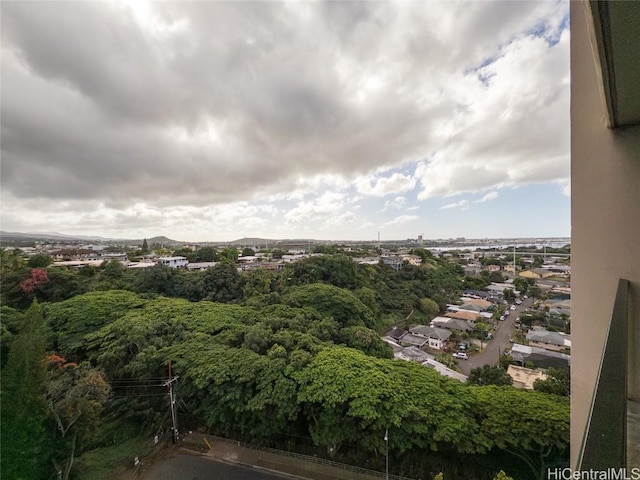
456,297,533,376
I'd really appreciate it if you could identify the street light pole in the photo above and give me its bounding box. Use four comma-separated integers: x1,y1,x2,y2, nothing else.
384,428,389,480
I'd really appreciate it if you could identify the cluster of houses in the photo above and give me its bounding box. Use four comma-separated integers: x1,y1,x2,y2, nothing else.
381,284,572,387
35,243,429,273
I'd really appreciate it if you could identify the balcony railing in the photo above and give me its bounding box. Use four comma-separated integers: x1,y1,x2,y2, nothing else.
577,279,630,468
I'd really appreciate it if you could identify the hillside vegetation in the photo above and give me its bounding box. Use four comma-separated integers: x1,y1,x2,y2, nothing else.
0,253,568,479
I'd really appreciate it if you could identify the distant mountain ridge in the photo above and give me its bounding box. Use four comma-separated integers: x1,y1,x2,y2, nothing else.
1,230,570,247
0,231,183,245
1,231,111,242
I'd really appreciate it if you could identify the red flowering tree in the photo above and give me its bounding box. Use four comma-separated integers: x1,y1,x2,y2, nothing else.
20,268,49,293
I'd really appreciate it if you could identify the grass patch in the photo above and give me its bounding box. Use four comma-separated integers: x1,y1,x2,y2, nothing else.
74,434,152,480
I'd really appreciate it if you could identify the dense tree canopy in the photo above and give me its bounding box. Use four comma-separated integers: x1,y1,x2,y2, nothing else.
0,251,569,479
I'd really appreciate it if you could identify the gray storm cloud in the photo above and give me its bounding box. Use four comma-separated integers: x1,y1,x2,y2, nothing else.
1,1,568,211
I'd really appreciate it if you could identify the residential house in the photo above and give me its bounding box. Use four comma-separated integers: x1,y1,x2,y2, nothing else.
282,254,307,263
127,261,156,269
157,256,188,268
186,262,217,271
408,325,451,350
519,268,555,280
381,337,403,354
464,289,492,300
526,329,571,352
52,260,104,269
355,257,380,265
510,343,570,370
398,333,428,348
431,317,474,333
101,252,129,262
380,255,403,269
385,327,408,342
396,346,433,363
446,306,493,321
445,310,481,323
422,359,468,383
459,298,493,310
402,254,423,266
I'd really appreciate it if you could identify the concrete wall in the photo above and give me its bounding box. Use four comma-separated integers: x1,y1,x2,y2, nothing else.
570,2,640,468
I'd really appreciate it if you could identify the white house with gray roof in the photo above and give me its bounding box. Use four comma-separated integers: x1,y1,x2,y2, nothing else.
526,329,571,351
408,325,451,350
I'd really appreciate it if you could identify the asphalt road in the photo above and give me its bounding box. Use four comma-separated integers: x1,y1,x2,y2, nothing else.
139,453,289,480
456,297,534,376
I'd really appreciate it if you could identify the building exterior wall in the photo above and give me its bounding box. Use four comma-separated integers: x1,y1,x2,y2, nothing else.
570,1,640,467
158,257,188,268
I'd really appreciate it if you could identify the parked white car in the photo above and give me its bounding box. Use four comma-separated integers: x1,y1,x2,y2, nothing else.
452,352,468,360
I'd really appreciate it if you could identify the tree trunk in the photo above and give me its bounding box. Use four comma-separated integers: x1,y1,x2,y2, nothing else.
62,433,77,480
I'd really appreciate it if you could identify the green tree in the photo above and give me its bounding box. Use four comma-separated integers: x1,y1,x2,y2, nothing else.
463,275,489,290
243,268,275,299
295,347,480,456
172,247,197,262
467,365,513,386
417,297,440,318
533,368,570,397
284,283,376,329
489,271,505,283
241,247,256,257
0,301,51,479
287,255,363,289
271,249,287,259
0,247,26,273
337,326,393,358
141,238,148,253
32,267,90,304
472,386,569,479
45,356,110,480
28,253,53,268
195,246,217,262
499,354,515,370
353,287,381,320
99,259,127,286
528,285,542,300
46,290,146,360
513,277,530,295
200,262,244,303
134,263,179,296
409,248,435,263
503,288,515,302
219,247,239,263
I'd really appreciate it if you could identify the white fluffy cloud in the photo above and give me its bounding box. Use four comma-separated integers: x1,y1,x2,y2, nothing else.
416,29,570,199
441,200,470,210
382,196,407,211
476,191,499,203
356,173,417,197
0,1,570,240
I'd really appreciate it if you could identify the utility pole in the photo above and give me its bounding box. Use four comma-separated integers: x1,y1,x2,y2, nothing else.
164,361,179,444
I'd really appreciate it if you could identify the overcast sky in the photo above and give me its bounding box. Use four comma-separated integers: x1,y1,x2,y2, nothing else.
1,0,570,242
